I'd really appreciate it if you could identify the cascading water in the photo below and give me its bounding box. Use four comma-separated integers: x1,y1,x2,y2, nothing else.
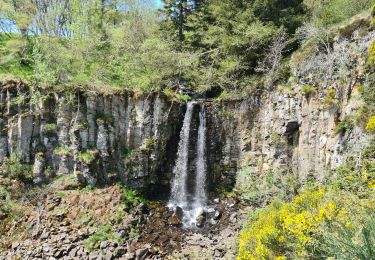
169,101,208,227
193,104,207,209
169,101,195,208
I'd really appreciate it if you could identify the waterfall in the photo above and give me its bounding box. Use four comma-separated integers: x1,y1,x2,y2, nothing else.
169,101,208,227
194,104,207,209
169,101,195,208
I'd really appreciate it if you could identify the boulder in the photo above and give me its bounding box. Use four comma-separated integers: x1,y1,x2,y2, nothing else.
195,210,206,228
135,248,148,260
168,206,183,226
213,210,222,220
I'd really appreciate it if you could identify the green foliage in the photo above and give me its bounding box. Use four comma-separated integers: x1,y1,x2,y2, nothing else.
53,146,72,156
0,186,13,220
323,88,339,108
0,33,33,79
238,189,375,259
235,167,299,205
120,185,147,210
311,213,375,259
83,224,119,251
335,116,355,135
42,123,57,133
301,85,315,97
178,94,191,103
305,0,374,25
163,88,192,103
77,150,97,164
145,137,155,148
161,0,307,91
0,154,32,182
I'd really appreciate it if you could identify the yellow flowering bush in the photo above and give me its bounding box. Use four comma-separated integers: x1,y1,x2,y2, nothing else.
237,190,348,260
368,40,375,68
366,116,375,133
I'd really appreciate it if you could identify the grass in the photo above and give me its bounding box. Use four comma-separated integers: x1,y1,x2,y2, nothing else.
77,151,97,164
53,146,72,156
83,224,120,251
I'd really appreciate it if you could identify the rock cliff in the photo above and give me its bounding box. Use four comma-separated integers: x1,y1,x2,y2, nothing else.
0,82,183,191
0,79,370,193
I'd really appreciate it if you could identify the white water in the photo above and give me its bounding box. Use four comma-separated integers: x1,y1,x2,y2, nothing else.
169,102,208,227
193,103,207,209
169,101,195,208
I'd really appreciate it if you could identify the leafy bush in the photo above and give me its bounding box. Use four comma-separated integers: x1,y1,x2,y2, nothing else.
302,85,315,97
323,89,339,108
53,146,72,156
77,150,97,164
235,167,299,205
238,189,375,259
83,224,118,251
42,123,57,133
307,0,374,25
121,186,147,210
178,94,191,103
335,116,354,135
0,154,32,182
311,213,375,259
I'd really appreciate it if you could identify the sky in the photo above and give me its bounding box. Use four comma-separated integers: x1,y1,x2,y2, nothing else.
154,0,163,7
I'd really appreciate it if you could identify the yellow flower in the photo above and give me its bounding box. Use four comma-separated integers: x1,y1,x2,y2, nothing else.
366,116,375,133
368,179,375,189
345,220,355,229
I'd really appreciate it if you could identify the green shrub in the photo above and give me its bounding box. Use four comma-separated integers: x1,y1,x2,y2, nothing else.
42,123,57,133
311,0,374,26
178,94,192,103
145,137,155,148
162,88,192,103
311,213,375,259
121,186,147,210
83,224,118,251
302,85,315,97
53,146,72,156
235,167,299,205
77,150,97,164
335,116,354,135
0,154,32,182
323,89,339,108
238,189,375,260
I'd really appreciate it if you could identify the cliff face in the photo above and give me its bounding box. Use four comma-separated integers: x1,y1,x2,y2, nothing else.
210,82,370,189
0,79,370,193
0,82,183,190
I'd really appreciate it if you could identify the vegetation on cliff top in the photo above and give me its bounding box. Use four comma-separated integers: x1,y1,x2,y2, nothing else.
0,0,374,95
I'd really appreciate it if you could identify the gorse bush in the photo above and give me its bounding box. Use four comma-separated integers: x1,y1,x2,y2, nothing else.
366,116,375,133
238,138,375,259
237,190,375,260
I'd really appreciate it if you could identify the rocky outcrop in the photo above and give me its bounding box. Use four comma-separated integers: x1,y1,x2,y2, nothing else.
210,82,370,186
0,77,370,192
0,82,182,190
